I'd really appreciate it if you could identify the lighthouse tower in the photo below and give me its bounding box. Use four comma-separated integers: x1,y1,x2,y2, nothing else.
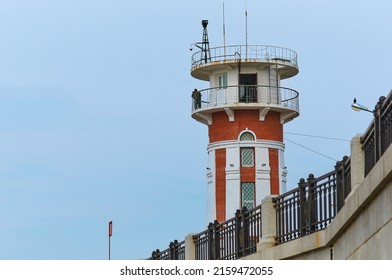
190,20,300,222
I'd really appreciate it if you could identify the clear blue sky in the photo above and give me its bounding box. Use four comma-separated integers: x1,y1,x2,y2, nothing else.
0,0,391,260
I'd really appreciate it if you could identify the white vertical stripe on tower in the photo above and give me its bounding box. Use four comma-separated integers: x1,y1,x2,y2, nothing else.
256,146,271,205
206,149,216,223
225,146,240,219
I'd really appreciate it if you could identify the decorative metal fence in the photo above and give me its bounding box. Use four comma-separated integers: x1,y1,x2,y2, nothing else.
274,172,336,243
193,206,262,260
274,156,351,244
147,157,353,258
362,92,392,176
147,240,185,260
148,206,262,260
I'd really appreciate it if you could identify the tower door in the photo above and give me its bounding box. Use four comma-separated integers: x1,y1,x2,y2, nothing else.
239,74,257,103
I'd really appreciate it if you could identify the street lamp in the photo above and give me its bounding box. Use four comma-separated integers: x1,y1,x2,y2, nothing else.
351,98,373,113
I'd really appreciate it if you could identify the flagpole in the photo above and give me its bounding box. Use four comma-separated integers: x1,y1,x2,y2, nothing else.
108,221,112,260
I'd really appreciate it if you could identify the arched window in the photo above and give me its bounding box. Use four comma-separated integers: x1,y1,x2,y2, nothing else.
239,131,255,141
239,131,255,167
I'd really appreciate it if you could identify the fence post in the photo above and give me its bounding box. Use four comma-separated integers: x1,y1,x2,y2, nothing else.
213,220,220,260
298,178,307,236
242,207,250,256
208,220,220,260
374,97,385,161
151,249,160,260
169,240,178,260
207,222,214,260
307,174,317,233
350,135,365,194
257,195,278,252
234,209,242,258
184,234,196,260
335,160,344,211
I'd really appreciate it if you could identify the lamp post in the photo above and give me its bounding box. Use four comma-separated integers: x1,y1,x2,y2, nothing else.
351,98,373,113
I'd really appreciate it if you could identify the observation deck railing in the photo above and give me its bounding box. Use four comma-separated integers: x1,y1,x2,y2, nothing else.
191,85,299,113
191,45,298,69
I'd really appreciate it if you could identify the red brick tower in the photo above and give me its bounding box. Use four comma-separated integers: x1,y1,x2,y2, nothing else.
191,20,299,222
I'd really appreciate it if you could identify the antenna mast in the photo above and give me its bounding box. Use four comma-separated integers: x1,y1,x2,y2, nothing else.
245,0,248,58
201,20,211,63
223,2,226,57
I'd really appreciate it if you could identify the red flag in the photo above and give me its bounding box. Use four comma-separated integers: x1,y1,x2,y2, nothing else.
108,221,113,237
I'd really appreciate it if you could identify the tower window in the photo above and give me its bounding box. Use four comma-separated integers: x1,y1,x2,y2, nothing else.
241,148,254,167
219,73,228,89
241,182,255,210
240,132,255,141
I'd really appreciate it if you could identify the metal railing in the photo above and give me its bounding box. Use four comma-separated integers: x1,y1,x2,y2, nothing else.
274,156,351,244
193,206,262,260
147,240,185,260
191,45,298,69
147,157,353,258
361,91,392,176
191,85,299,113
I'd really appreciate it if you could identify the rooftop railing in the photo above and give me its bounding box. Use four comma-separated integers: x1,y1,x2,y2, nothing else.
191,45,298,69
191,85,299,113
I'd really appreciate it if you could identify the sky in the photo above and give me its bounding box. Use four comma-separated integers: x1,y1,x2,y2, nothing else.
0,0,391,260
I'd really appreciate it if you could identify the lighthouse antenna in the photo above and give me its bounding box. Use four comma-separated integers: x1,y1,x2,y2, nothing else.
245,0,248,58
201,20,211,63
223,2,226,57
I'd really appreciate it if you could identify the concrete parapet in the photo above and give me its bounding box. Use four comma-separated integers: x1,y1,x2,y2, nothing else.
184,234,196,260
257,195,278,252
349,134,364,196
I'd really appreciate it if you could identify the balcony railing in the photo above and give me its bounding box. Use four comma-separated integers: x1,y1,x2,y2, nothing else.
191,45,298,70
191,85,299,113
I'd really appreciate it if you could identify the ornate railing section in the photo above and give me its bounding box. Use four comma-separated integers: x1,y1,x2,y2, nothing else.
148,205,262,260
274,172,336,243
148,157,353,259
193,206,262,260
362,91,392,176
147,157,354,258
148,240,185,260
274,156,351,244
